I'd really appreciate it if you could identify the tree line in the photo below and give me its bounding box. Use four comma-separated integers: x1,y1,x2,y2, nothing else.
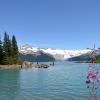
0,32,21,65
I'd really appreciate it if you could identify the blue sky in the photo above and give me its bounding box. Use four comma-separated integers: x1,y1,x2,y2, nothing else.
0,0,100,50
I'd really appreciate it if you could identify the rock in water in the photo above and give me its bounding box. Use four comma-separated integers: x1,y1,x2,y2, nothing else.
34,64,49,68
22,61,33,68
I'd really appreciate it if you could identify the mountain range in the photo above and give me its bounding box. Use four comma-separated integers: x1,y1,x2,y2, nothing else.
19,44,93,62
68,49,100,61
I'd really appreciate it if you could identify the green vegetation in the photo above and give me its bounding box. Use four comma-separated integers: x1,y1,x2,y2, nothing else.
0,37,3,64
76,57,100,63
0,32,21,65
91,57,100,63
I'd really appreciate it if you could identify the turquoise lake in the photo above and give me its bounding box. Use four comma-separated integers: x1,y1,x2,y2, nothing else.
0,62,100,100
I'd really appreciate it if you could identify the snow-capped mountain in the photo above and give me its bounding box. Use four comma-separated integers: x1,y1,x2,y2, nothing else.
19,44,91,61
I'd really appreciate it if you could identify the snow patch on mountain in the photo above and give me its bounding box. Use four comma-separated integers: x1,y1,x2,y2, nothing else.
19,44,91,61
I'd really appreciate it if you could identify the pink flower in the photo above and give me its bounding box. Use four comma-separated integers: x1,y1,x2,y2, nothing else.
86,80,91,84
97,79,100,82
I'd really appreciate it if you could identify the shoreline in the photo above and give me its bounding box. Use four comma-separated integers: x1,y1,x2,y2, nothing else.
0,63,50,69
75,61,100,63
0,65,22,69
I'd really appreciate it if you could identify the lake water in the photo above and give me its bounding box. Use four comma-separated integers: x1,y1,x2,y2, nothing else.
0,62,100,100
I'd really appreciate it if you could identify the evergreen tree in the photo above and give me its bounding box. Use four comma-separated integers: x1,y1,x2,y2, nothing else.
3,32,9,64
0,37,3,64
2,32,21,65
12,35,19,64
3,32,12,64
7,35,12,57
3,32,8,55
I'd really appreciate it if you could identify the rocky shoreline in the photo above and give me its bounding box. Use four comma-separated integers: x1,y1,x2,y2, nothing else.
0,61,50,69
0,65,22,69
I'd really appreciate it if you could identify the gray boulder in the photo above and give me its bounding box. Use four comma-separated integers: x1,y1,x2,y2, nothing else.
34,64,49,68
22,61,33,68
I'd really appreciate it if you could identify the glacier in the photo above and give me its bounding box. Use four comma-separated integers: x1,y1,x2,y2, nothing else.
19,44,91,61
